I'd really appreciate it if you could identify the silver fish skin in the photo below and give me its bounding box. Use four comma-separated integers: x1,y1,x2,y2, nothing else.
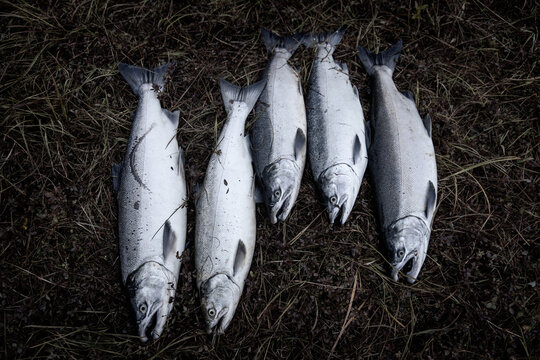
195,78,266,334
113,63,187,342
304,27,369,224
357,40,437,283
251,29,307,224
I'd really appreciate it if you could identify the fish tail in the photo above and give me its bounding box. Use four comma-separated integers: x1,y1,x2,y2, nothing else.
219,78,267,115
117,62,175,96
261,28,302,59
357,39,402,76
301,26,346,55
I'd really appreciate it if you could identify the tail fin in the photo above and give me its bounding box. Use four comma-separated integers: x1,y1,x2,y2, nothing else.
301,26,346,56
118,62,174,96
261,29,302,59
357,40,402,76
219,78,267,115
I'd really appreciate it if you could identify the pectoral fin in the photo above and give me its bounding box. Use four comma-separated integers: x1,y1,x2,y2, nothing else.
353,135,361,165
423,114,432,138
425,181,437,220
294,128,306,161
233,240,246,277
162,220,177,265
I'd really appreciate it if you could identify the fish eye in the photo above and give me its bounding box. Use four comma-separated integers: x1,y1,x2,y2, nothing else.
207,308,216,318
274,190,281,198
398,250,405,258
330,196,337,205
139,304,147,313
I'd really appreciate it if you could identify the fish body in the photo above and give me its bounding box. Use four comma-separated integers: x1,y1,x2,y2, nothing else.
113,63,187,342
251,29,307,224
305,28,368,224
195,79,266,334
357,40,437,283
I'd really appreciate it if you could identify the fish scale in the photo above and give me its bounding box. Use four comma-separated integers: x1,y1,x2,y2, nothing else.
114,62,187,342
304,28,368,225
358,40,437,283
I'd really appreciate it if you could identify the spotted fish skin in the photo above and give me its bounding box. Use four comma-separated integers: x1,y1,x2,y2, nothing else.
195,78,266,334
304,28,369,225
357,40,437,283
251,29,307,224
114,62,187,342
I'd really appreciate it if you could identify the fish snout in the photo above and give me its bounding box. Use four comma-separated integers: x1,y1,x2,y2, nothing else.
268,190,292,223
206,304,230,334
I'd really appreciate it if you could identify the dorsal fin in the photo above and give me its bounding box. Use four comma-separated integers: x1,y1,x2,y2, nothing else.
352,85,359,99
112,163,122,193
162,109,180,128
353,135,361,165
233,240,246,277
365,123,371,150
162,220,177,265
294,128,306,161
402,90,414,101
425,181,437,219
423,114,432,137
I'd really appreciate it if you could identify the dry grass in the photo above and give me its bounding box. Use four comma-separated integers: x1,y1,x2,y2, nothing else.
1,0,538,359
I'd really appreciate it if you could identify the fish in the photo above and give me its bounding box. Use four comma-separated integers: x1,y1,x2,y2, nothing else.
304,27,369,224
113,62,187,342
195,78,266,334
357,40,437,283
251,29,307,224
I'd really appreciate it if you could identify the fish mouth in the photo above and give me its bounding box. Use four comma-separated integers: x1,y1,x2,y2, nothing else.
206,307,230,335
137,303,163,342
328,196,352,225
269,193,292,224
390,249,423,284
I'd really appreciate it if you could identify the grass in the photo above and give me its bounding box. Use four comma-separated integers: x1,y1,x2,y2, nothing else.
1,0,538,359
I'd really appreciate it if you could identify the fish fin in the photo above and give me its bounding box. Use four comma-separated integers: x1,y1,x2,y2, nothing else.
402,90,414,101
233,240,246,277
294,128,306,161
301,26,346,55
352,85,359,99
357,39,402,76
425,181,437,220
162,109,180,128
423,114,432,138
353,135,361,165
365,122,372,149
261,28,302,59
117,62,174,96
193,182,202,207
162,220,177,265
336,61,349,74
177,147,185,176
112,163,122,193
219,78,267,116
254,184,265,204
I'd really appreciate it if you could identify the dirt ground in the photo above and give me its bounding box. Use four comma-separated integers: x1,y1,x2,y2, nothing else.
1,1,538,359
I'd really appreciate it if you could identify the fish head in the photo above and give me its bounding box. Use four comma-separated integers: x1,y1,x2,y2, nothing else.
199,273,241,334
126,261,176,342
318,164,360,224
262,160,299,224
385,216,430,283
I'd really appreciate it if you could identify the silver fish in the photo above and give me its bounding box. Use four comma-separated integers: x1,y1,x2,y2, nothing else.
195,78,266,334
113,63,187,342
357,40,437,283
304,28,369,224
251,29,307,224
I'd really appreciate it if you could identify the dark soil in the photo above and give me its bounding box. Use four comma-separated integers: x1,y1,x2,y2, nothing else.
1,1,538,359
